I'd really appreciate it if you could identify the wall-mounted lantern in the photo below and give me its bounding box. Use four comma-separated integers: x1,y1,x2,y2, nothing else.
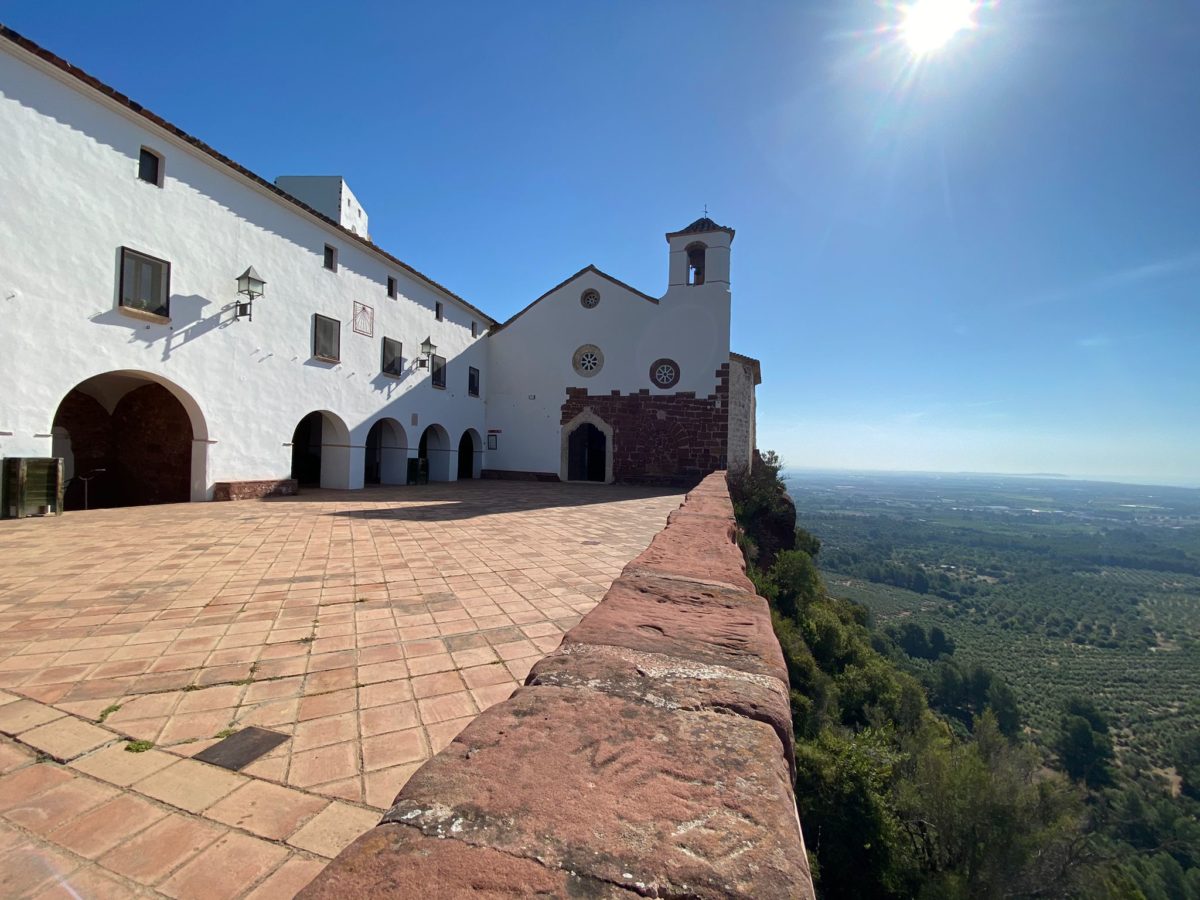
418,336,436,368
235,266,266,321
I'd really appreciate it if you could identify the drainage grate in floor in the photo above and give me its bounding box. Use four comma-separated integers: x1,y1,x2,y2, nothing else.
194,726,289,771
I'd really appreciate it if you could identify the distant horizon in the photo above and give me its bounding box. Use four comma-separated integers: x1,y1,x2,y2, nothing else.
780,465,1200,492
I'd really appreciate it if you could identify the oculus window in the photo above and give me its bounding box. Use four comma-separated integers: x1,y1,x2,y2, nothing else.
572,344,604,378
313,314,340,362
649,357,681,389
118,247,170,318
580,288,600,309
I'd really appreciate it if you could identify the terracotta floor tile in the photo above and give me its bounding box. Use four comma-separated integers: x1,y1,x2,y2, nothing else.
32,863,132,900
99,812,223,885
69,742,177,786
4,777,118,835
361,727,426,772
288,742,359,789
425,716,473,753
0,764,77,810
363,761,423,809
48,793,166,858
472,682,518,711
19,717,115,761
205,779,329,840
292,712,358,752
287,801,381,858
359,701,420,738
358,679,413,709
410,670,465,700
297,688,357,722
243,856,326,900
0,841,82,896
0,699,65,735
134,759,247,813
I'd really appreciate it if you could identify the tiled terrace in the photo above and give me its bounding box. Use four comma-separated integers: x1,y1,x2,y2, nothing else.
0,481,683,898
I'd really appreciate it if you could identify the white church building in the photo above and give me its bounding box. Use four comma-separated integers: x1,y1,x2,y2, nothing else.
0,26,760,511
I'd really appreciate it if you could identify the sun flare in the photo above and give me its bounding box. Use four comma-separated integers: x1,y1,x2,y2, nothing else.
900,0,977,55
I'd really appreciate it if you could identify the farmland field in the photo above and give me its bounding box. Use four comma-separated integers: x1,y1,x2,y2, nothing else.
787,470,1200,769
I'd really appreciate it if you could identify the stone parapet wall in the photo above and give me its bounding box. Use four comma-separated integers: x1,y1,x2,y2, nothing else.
300,475,816,897
300,472,814,899
211,479,298,501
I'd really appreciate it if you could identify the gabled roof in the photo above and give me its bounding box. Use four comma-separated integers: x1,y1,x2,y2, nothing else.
730,351,762,385
665,217,736,241
490,264,658,333
0,24,496,325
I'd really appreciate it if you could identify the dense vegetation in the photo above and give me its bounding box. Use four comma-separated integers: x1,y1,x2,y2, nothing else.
729,456,1200,899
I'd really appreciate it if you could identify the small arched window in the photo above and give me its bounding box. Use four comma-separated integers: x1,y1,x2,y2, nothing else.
686,242,706,285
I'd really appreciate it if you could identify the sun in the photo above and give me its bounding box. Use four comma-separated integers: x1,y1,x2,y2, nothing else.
899,0,977,55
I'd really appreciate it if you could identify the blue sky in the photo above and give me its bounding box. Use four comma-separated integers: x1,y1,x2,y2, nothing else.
5,1,1197,486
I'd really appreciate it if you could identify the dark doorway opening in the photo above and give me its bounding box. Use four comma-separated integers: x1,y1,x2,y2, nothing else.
457,433,474,479
53,379,194,510
567,423,607,482
365,420,384,485
291,412,324,487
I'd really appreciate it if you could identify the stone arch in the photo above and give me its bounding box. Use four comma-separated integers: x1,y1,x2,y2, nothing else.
52,369,209,508
291,410,352,489
418,424,453,482
365,417,410,485
560,408,614,484
457,428,483,480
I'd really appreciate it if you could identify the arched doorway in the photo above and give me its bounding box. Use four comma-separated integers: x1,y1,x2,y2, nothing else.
291,411,351,489
365,418,409,485
560,410,613,483
457,429,482,480
418,424,452,482
52,371,207,509
568,423,607,482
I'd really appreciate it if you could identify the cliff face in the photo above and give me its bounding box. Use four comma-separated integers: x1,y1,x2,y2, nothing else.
300,472,815,899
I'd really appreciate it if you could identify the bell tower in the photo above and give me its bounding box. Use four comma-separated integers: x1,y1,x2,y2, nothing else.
666,217,734,289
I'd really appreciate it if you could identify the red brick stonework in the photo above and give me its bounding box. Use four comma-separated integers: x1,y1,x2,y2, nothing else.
560,363,730,486
212,479,299,501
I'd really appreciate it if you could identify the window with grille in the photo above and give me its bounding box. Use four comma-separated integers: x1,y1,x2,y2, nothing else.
313,314,340,362
468,366,480,397
382,337,403,376
118,247,170,317
431,354,446,388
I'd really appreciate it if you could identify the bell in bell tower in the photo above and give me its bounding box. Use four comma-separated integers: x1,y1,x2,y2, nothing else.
665,216,734,290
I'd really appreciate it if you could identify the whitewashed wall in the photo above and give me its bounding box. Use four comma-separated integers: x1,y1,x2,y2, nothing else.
727,357,757,473
0,43,488,497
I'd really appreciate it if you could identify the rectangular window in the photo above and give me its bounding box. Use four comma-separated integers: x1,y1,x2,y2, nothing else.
137,148,161,186
382,337,403,376
313,314,340,362
487,433,498,451
323,244,338,271
118,247,170,317
435,301,443,321
471,320,478,337
468,366,480,397
431,354,446,389
387,276,397,298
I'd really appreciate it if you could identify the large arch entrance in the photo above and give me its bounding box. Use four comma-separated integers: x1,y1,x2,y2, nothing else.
457,429,482,480
365,418,409,485
560,410,613,483
418,424,453,482
52,371,208,509
291,411,352,489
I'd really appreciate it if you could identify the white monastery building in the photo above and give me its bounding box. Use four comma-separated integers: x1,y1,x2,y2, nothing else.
0,26,760,511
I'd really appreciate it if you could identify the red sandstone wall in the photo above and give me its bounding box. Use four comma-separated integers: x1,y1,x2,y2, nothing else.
560,364,731,486
301,472,815,899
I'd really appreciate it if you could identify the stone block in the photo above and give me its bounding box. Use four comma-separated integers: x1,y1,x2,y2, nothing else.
376,685,811,898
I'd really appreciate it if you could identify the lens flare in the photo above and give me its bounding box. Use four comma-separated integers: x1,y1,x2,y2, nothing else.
900,0,977,55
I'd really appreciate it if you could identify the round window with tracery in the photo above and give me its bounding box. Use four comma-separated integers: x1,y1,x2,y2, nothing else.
649,357,681,389
580,289,600,309
572,344,604,377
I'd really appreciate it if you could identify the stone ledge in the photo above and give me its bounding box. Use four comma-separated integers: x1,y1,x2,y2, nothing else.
300,471,815,899
212,479,298,501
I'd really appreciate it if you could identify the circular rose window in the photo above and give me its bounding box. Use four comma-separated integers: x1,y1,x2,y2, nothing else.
572,344,604,377
580,289,600,309
649,358,681,389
